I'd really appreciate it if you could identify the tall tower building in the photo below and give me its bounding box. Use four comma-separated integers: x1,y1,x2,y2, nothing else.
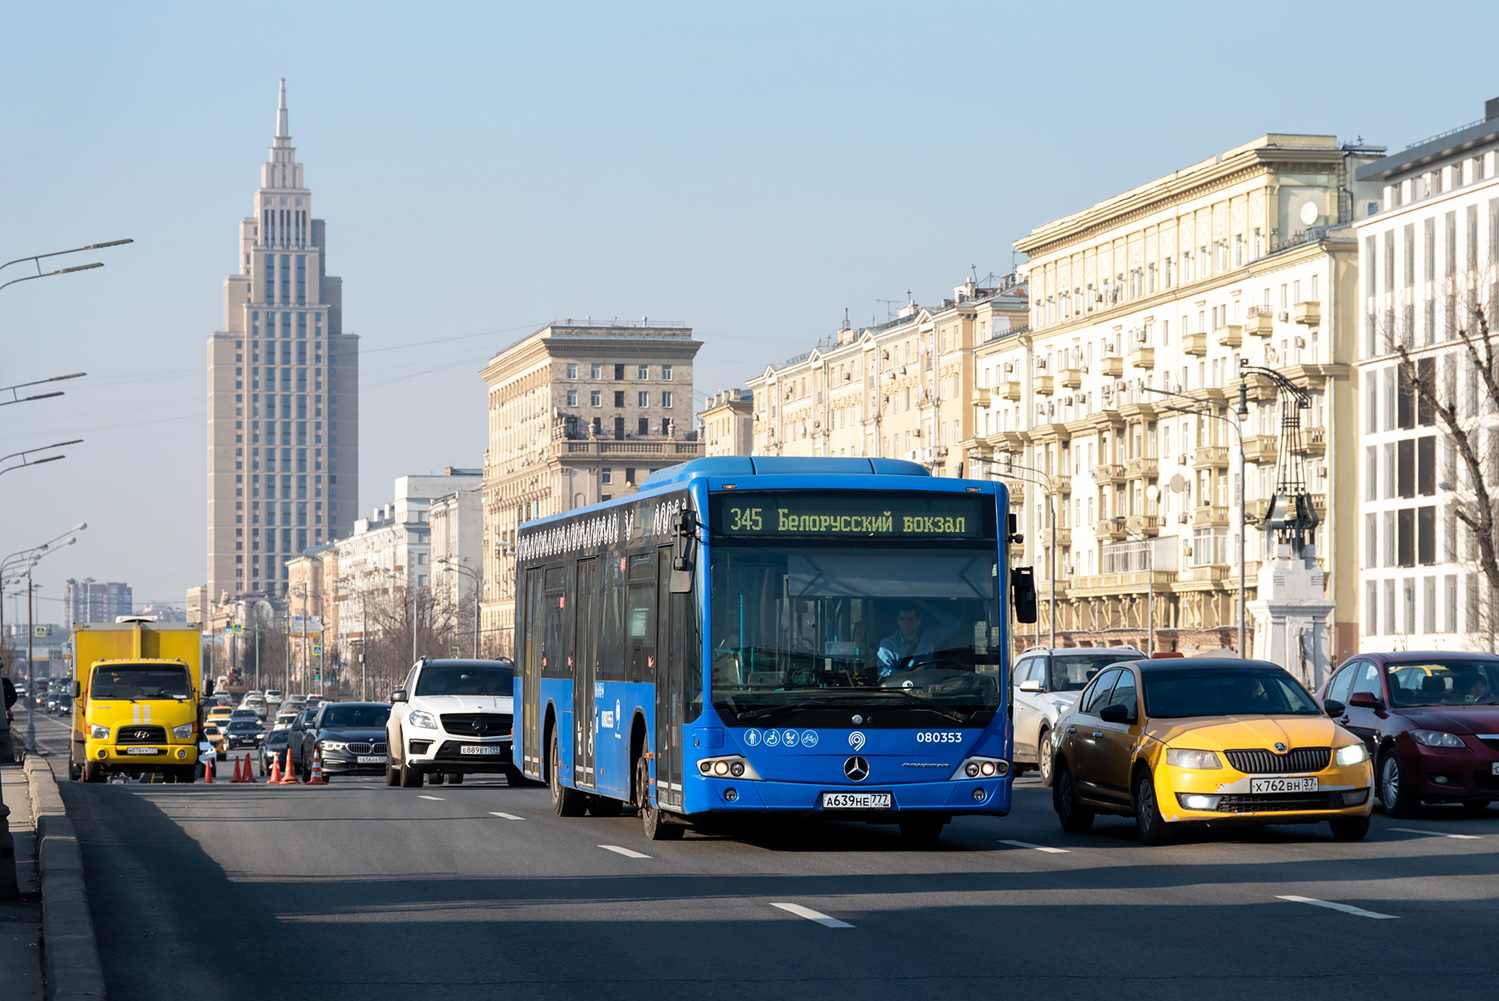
207,80,359,601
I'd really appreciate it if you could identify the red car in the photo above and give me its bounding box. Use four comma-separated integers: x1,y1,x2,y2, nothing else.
1319,652,1499,816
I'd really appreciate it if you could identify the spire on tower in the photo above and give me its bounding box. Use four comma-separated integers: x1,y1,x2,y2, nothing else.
276,78,289,139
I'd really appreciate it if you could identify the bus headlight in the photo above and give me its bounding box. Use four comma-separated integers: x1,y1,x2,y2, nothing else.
697,755,760,780
955,756,1008,780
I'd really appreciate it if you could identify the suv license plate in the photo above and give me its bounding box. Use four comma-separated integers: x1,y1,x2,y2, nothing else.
1250,776,1318,794
460,745,503,755
125,747,159,755
820,792,893,810
357,755,386,764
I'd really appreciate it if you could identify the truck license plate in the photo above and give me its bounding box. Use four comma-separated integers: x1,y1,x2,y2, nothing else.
460,745,503,755
125,747,159,755
820,791,893,809
1250,776,1318,794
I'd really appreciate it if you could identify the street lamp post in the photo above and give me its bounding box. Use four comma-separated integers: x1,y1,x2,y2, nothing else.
437,558,481,658
22,538,76,752
0,239,132,296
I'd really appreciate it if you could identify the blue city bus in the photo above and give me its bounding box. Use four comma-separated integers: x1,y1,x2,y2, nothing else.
513,456,1036,843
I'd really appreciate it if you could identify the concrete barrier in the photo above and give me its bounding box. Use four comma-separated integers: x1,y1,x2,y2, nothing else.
25,754,106,1001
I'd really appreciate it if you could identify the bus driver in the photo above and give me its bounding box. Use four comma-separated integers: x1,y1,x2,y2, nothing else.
877,601,959,678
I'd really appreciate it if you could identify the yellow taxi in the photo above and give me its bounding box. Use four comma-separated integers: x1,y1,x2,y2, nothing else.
1050,656,1374,844
202,724,229,760
206,706,234,728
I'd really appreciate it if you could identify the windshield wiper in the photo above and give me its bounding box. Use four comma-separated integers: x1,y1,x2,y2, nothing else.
734,699,847,720
852,687,972,723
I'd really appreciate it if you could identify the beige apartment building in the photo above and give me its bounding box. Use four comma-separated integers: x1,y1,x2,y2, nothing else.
479,321,703,654
700,388,755,456
746,277,1029,473
974,134,1383,665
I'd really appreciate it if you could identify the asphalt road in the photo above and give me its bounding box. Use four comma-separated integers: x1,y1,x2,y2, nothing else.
29,713,1499,1000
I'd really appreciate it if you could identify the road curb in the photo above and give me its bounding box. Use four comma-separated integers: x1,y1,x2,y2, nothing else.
24,754,106,1001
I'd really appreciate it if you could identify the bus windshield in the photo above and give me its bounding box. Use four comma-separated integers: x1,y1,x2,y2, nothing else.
709,542,1002,722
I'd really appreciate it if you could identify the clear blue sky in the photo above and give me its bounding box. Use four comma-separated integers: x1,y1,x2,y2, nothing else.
3,0,1496,615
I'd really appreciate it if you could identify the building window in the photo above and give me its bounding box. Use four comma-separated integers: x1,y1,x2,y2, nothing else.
591,363,603,379
566,390,578,406
661,391,673,408
638,417,649,436
637,391,649,407
615,364,625,380
591,390,601,407
662,364,673,381
614,391,625,407
637,365,649,380
566,363,578,379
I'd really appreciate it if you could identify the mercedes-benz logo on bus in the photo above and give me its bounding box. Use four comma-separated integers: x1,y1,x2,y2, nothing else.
843,756,869,781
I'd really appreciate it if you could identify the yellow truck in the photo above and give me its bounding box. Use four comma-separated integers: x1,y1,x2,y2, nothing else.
70,618,207,782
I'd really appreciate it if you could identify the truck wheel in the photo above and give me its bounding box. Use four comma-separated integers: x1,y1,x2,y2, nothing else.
83,762,105,783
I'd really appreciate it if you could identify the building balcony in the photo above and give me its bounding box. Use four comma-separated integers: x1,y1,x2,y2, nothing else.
563,439,704,459
999,380,1022,401
1243,435,1278,464
1069,569,1178,593
1245,309,1275,337
1124,456,1158,479
1131,347,1155,369
971,387,991,407
1193,445,1231,468
990,429,1029,451
1312,493,1328,518
1099,355,1124,378
1294,301,1321,326
1043,528,1073,548
1044,474,1072,495
1092,463,1125,485
1215,324,1243,348
1060,368,1084,389
1095,518,1127,541
1295,426,1327,456
1183,332,1208,356
1192,505,1230,526
1035,376,1055,396
1124,514,1160,536
1246,498,1270,523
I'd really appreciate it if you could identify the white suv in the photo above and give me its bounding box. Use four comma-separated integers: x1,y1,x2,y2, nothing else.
386,658,519,787
1012,646,1143,784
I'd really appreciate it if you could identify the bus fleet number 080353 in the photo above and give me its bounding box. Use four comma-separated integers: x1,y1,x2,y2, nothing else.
916,731,964,744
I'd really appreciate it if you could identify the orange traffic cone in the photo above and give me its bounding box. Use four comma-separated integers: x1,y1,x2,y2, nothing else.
230,756,243,782
243,754,256,783
204,755,214,783
308,747,324,784
279,748,298,784
268,750,282,783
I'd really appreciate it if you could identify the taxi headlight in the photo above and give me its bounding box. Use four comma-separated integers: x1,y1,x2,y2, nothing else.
1165,748,1222,770
1335,743,1369,766
90,724,111,740
172,723,195,739
408,709,437,729
1410,729,1465,748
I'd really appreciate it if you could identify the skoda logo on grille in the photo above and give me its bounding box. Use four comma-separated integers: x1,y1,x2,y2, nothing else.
1273,742,1288,753
843,756,869,782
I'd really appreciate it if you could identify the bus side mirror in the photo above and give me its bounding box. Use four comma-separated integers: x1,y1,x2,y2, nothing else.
1013,566,1038,623
670,508,697,594
70,680,81,698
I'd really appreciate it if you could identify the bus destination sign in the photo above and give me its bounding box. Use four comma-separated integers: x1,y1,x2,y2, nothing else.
712,494,985,539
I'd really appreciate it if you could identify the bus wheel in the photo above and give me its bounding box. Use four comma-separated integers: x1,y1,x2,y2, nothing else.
550,730,587,817
898,816,945,847
588,795,623,817
636,756,683,841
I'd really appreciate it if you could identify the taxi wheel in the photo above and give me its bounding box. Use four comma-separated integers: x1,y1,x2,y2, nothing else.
1053,762,1094,833
1328,815,1370,840
1133,767,1175,846
1378,750,1419,818
1036,730,1054,786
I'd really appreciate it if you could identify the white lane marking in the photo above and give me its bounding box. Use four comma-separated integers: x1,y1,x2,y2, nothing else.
770,902,854,928
489,811,525,820
998,839,1071,853
1389,827,1482,840
598,844,651,859
1276,895,1398,920
417,794,445,801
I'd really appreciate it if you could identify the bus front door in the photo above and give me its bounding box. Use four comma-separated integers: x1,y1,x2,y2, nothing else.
572,557,598,790
655,547,686,811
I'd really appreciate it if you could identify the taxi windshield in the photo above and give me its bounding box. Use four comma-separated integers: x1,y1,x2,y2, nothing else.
1143,668,1321,718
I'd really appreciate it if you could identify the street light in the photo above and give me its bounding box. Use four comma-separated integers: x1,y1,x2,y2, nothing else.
21,538,76,752
971,454,1058,648
1,372,86,408
436,558,481,659
1,524,87,653
0,440,83,479
0,239,132,295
